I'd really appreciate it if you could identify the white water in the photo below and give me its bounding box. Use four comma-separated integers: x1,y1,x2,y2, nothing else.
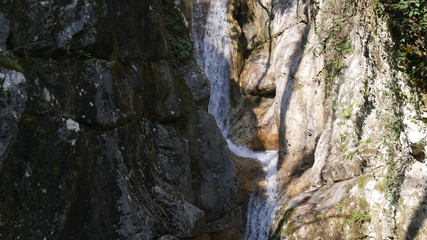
193,0,231,136
229,140,280,239
192,1,280,239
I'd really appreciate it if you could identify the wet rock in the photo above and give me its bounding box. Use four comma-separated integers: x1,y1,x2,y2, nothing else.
229,96,279,150
206,206,245,240
158,235,179,240
191,110,240,220
195,234,212,240
233,154,265,194
154,124,193,202
75,60,127,127
1,0,97,55
152,185,206,238
0,13,9,52
0,69,26,171
177,59,210,105
228,0,427,238
0,0,242,239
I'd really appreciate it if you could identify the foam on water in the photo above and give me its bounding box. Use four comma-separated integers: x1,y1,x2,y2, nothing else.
228,140,280,240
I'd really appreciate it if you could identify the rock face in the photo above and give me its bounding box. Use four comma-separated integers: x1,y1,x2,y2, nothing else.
0,13,9,52
0,0,244,239
0,69,27,171
224,0,427,239
1,0,426,239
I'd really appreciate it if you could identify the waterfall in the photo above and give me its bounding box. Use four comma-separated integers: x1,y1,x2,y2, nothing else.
193,0,231,136
229,141,280,240
192,1,280,239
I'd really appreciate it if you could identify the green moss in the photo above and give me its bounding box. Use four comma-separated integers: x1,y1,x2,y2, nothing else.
272,194,374,240
356,175,370,189
271,207,294,239
284,220,296,240
19,115,40,129
375,177,387,193
0,55,24,72
336,203,343,212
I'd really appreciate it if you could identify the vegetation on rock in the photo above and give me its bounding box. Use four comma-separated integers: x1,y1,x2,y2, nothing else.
380,0,427,109
0,55,23,72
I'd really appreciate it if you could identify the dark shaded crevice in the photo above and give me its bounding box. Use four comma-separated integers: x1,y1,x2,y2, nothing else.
278,22,311,168
405,185,427,240
355,33,375,143
289,123,324,176
271,208,294,239
355,77,375,142
231,0,253,59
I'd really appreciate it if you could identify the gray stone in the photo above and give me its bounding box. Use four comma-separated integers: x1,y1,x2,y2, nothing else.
0,13,9,52
404,118,427,156
240,47,276,96
154,124,194,202
0,69,26,171
157,235,179,240
180,59,210,105
0,1,242,239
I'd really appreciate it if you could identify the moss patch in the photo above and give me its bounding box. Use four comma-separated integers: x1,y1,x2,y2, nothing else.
0,55,24,72
275,196,372,239
356,174,370,189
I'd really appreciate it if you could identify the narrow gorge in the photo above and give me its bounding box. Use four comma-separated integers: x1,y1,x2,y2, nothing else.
0,0,426,240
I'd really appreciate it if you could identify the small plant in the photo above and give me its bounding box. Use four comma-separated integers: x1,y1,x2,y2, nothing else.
380,0,427,100
339,134,347,142
352,210,371,224
385,115,402,141
319,0,355,99
385,159,399,206
36,126,45,135
173,38,193,60
336,204,343,212
341,105,354,118
52,167,60,177
106,60,117,68
335,37,354,55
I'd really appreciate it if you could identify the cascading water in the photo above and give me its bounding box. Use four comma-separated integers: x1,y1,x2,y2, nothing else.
192,0,280,239
193,0,231,136
228,141,280,240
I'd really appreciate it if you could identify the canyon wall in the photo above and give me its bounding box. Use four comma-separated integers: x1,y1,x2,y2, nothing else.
0,0,244,239
1,0,426,239
226,0,427,239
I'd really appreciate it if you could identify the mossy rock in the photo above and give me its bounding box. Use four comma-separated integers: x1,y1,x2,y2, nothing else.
0,55,24,72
